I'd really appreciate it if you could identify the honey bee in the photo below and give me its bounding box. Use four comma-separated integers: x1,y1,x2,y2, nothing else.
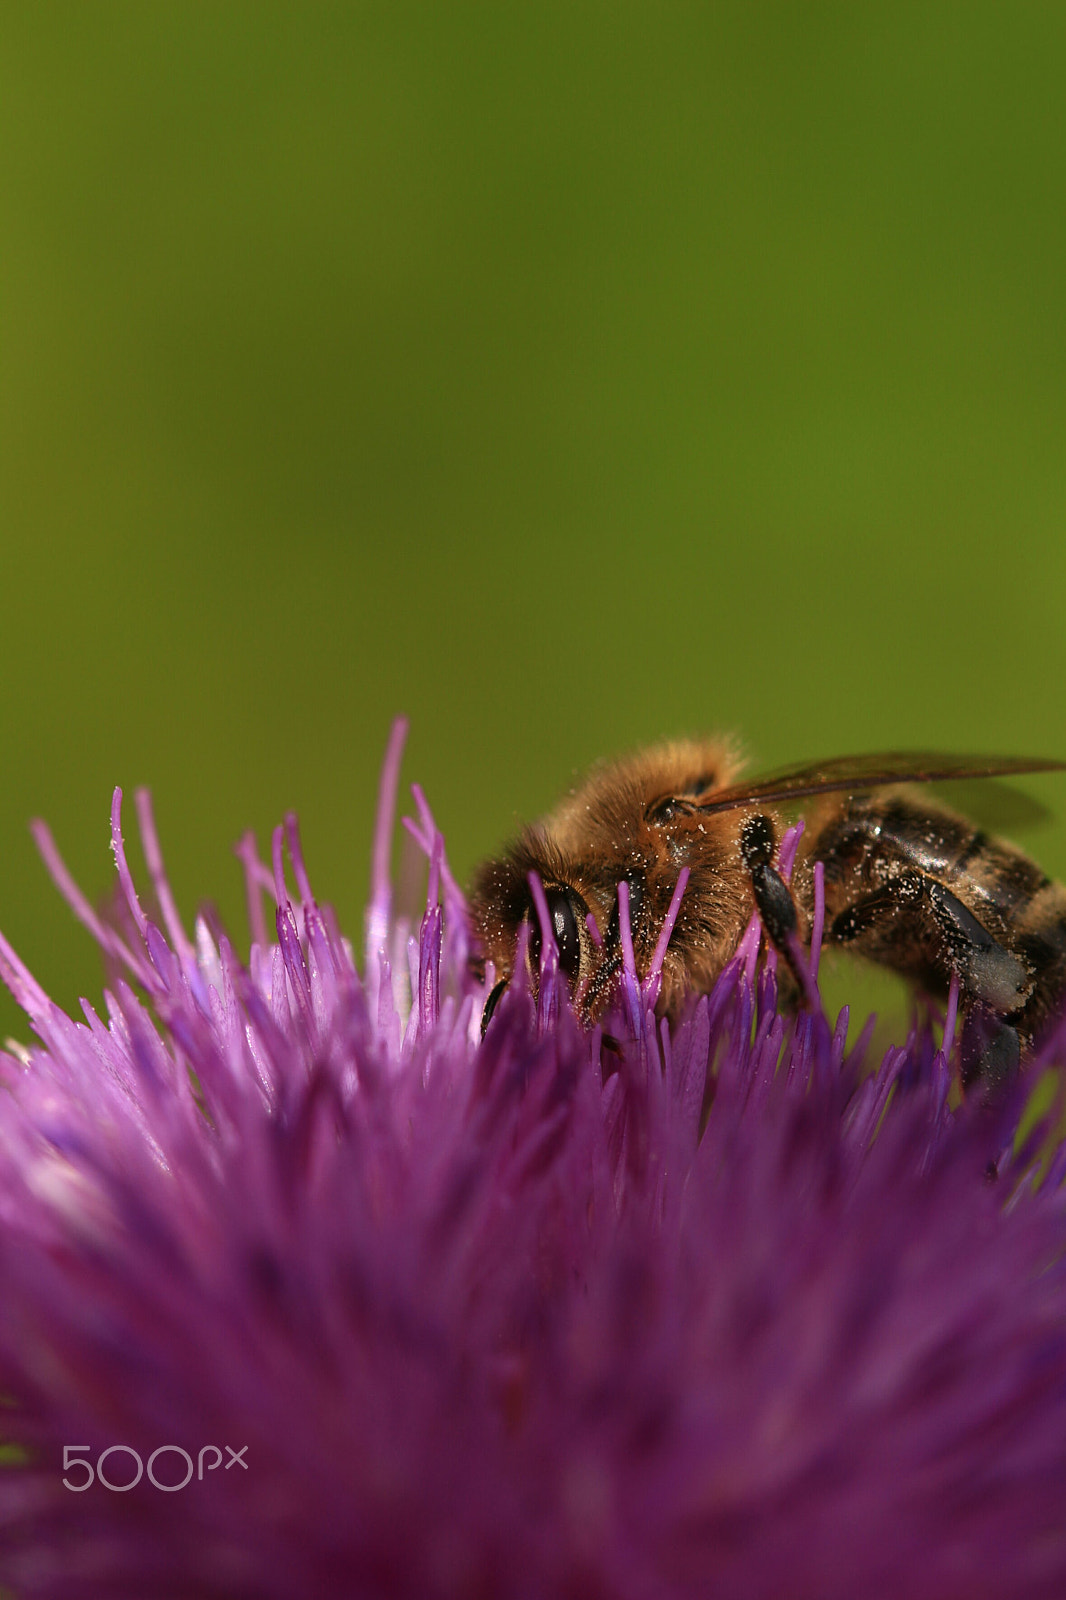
469,743,1066,1086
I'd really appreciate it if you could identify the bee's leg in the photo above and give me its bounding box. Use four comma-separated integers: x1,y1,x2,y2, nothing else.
957,1004,1022,1091
924,880,1032,1016
831,872,1031,1011
923,882,1032,1087
740,815,812,996
830,869,1030,1087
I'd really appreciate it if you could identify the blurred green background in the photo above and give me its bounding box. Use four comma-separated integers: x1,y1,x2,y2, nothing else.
2,4,1065,1038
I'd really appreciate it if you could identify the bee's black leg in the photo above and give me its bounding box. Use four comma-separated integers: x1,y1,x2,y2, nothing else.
829,868,1031,1090
831,872,1032,1014
830,870,925,940
740,816,797,942
924,881,1033,1015
740,816,810,993
959,1005,1022,1092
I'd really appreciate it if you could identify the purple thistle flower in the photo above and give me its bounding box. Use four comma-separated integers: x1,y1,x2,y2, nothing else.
0,723,1064,1597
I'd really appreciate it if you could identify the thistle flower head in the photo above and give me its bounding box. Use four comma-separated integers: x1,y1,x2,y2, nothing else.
0,723,1065,1598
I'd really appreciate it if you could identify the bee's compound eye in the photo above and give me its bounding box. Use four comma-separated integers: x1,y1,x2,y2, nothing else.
548,888,582,980
480,977,508,1038
528,887,584,981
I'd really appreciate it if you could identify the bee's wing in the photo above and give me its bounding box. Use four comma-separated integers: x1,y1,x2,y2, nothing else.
926,778,1057,832
696,753,1066,815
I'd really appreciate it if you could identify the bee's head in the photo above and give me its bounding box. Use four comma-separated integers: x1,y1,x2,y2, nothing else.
472,830,656,1033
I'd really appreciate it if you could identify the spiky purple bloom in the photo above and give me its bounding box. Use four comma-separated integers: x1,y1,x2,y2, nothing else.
0,725,1066,1598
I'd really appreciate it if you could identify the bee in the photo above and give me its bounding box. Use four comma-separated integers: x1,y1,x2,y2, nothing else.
469,743,1066,1086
